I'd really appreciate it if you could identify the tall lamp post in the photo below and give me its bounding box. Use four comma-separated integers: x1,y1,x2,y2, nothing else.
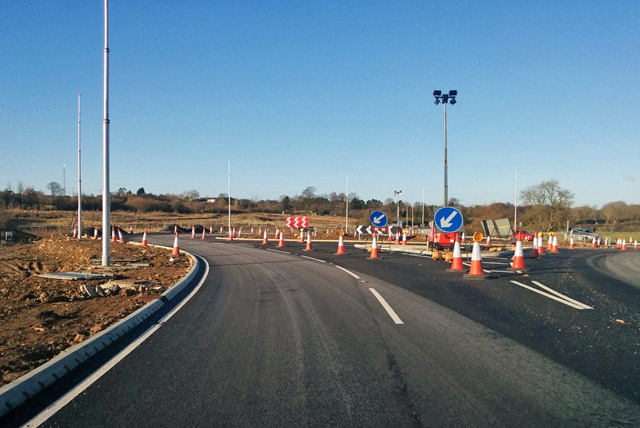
394,190,402,224
433,90,457,207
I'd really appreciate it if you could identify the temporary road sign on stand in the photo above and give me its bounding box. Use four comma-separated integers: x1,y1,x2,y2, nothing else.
370,211,388,228
434,207,463,233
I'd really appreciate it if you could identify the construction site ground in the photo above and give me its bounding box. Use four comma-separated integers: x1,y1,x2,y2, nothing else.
0,238,191,387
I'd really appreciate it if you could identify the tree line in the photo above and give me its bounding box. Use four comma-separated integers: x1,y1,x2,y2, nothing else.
2,181,639,232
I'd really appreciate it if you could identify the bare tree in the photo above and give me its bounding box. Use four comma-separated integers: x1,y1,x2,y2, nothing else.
47,181,64,197
521,179,573,230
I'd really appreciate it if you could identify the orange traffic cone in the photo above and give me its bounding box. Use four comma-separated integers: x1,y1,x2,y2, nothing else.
569,235,575,249
118,228,125,244
336,235,346,255
277,231,285,247
229,229,234,241
202,227,206,240
93,227,98,240
262,230,269,245
510,234,527,271
621,239,627,251
634,240,638,250
388,229,393,241
220,226,223,234
551,235,559,253
449,234,464,272
547,234,553,251
369,234,379,259
174,225,177,234
395,231,400,245
111,227,117,243
402,232,408,246
464,241,486,279
142,229,148,246
209,226,213,234
530,234,538,258
299,230,305,243
72,227,77,239
537,234,545,256
486,235,491,248
304,232,312,251
191,226,196,239
171,233,180,256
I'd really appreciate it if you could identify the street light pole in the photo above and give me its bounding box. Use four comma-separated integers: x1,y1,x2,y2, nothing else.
433,90,457,207
394,190,402,224
102,0,110,266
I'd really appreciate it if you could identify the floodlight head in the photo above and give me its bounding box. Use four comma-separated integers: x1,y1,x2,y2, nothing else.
450,98,457,105
442,94,449,103
433,90,442,97
434,99,440,105
449,90,457,96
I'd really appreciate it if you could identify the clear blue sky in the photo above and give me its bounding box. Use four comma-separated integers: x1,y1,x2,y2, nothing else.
1,1,638,208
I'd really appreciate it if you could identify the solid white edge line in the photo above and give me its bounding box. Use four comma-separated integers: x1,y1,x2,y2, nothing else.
24,260,211,427
369,288,404,325
335,265,360,279
300,255,326,263
510,280,584,310
531,280,593,310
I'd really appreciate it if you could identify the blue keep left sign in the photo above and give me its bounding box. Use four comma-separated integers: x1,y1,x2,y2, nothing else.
434,206,463,233
370,211,388,228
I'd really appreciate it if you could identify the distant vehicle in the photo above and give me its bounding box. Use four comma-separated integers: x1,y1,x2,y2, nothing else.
566,227,602,242
513,229,535,241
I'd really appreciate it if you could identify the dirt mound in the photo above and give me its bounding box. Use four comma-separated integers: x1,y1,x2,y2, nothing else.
0,238,191,386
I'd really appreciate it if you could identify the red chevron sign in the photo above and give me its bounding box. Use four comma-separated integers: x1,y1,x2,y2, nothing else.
286,216,309,228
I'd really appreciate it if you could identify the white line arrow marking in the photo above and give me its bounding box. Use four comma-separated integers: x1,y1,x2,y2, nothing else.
439,210,458,228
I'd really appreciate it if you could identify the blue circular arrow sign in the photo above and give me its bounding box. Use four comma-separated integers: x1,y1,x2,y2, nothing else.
370,211,388,228
434,207,463,233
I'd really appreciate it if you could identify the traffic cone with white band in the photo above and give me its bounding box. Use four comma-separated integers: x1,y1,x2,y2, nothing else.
277,230,285,247
262,230,269,245
551,235,559,253
191,226,196,239
510,233,527,271
449,234,464,272
171,234,180,256
304,232,312,251
569,235,575,249
118,228,125,244
93,227,98,240
336,235,346,255
202,227,206,240
142,229,148,246
369,234,379,259
402,232,408,246
537,234,545,256
464,241,486,279
530,234,538,258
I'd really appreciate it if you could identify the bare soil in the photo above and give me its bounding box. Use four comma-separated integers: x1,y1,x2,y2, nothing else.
0,238,191,387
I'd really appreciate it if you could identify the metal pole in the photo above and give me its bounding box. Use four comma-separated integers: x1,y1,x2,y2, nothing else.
422,187,425,226
514,169,518,231
228,161,231,237
63,164,66,196
345,175,349,233
77,93,82,238
102,0,110,266
444,101,448,207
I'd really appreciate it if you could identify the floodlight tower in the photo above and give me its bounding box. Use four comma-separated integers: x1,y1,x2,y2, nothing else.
433,90,458,207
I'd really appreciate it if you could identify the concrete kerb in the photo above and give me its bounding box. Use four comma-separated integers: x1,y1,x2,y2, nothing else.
0,246,200,419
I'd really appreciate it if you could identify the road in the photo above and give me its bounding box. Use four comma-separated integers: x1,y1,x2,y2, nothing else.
14,235,640,427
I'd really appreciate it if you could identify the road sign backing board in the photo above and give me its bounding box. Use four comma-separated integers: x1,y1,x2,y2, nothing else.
434,206,463,233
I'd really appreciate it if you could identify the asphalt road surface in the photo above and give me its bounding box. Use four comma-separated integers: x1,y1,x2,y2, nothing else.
16,235,640,427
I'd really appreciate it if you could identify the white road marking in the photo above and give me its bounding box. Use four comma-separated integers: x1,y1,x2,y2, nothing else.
266,249,290,254
480,261,511,265
335,265,360,279
369,288,404,325
509,280,585,310
23,261,211,427
531,280,593,310
300,255,326,263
